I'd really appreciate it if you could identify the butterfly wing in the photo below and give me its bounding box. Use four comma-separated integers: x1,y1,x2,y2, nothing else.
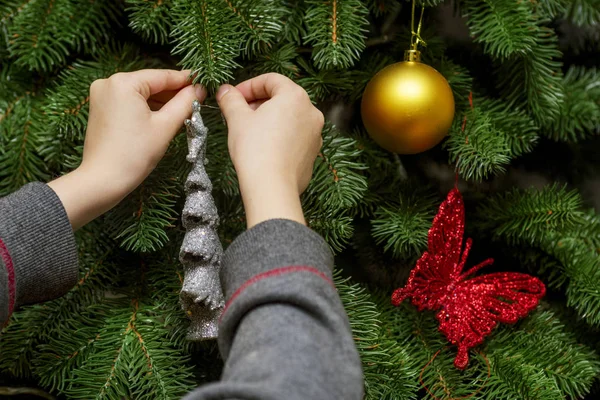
436,272,546,369
391,188,467,309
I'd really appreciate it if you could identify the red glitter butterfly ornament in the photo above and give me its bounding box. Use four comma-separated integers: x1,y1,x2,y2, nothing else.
391,187,545,370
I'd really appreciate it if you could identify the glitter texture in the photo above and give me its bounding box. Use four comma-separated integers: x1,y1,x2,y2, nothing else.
179,100,225,341
391,188,546,369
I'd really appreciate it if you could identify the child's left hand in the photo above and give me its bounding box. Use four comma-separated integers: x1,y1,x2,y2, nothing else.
49,69,206,230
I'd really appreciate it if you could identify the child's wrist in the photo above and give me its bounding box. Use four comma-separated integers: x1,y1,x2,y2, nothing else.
239,176,304,229
77,162,137,203
49,164,134,230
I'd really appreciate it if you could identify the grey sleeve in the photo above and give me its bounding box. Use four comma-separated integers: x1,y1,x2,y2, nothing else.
0,182,79,325
183,219,364,400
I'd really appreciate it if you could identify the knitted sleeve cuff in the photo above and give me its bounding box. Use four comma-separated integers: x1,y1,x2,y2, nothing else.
0,182,78,318
220,219,334,300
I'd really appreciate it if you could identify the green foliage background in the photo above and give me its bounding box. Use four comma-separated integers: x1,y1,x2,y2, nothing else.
1,0,599,398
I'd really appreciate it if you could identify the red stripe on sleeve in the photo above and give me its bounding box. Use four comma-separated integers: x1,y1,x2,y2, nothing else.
0,238,16,317
220,266,334,322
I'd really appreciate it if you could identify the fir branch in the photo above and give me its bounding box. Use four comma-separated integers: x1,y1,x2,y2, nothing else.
215,193,246,246
4,0,73,70
33,301,112,393
477,97,539,157
386,300,488,399
65,296,195,400
463,0,538,59
251,43,301,79
303,124,368,213
531,0,568,20
5,0,121,71
67,0,122,55
475,184,584,244
144,252,194,351
371,186,438,260
279,0,307,44
171,0,243,91
0,63,35,106
297,58,355,101
444,95,537,178
445,108,512,182
476,187,600,325
540,230,600,326
543,66,600,142
105,136,187,253
565,0,600,27
485,355,564,399
304,0,369,69
220,0,285,56
0,95,48,196
335,276,420,400
348,128,399,191
305,209,354,253
495,25,564,125
484,310,600,399
126,0,173,44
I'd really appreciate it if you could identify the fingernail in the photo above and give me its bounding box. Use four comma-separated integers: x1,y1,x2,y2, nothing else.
216,84,232,101
194,84,206,100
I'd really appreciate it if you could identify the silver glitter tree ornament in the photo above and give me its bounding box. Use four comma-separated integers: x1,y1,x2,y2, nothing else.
179,100,225,340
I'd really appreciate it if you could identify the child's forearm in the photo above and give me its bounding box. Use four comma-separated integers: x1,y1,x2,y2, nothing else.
47,166,131,231
47,69,202,231
238,175,306,229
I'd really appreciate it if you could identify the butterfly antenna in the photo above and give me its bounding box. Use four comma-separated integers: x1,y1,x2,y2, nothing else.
461,257,494,279
458,238,494,279
456,237,473,275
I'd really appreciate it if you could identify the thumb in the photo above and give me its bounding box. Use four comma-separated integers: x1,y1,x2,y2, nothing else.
155,85,206,138
216,84,251,124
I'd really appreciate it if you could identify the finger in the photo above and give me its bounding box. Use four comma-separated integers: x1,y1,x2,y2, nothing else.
216,84,251,123
248,99,266,111
235,73,296,102
121,69,194,99
155,85,207,137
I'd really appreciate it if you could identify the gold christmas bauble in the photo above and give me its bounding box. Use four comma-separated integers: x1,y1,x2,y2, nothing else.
361,54,455,154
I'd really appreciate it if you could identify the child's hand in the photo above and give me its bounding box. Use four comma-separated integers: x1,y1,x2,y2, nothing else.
49,69,206,230
82,69,205,191
216,73,324,228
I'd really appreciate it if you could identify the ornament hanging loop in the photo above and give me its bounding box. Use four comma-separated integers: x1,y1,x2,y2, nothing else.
406,0,426,62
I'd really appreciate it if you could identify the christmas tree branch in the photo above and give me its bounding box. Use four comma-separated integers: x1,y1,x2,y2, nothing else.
543,66,600,142
566,0,600,27
304,0,369,69
126,0,173,44
303,127,368,213
463,0,537,59
106,137,186,253
171,0,243,91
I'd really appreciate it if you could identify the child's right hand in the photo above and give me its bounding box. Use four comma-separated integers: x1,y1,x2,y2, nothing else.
216,73,324,228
